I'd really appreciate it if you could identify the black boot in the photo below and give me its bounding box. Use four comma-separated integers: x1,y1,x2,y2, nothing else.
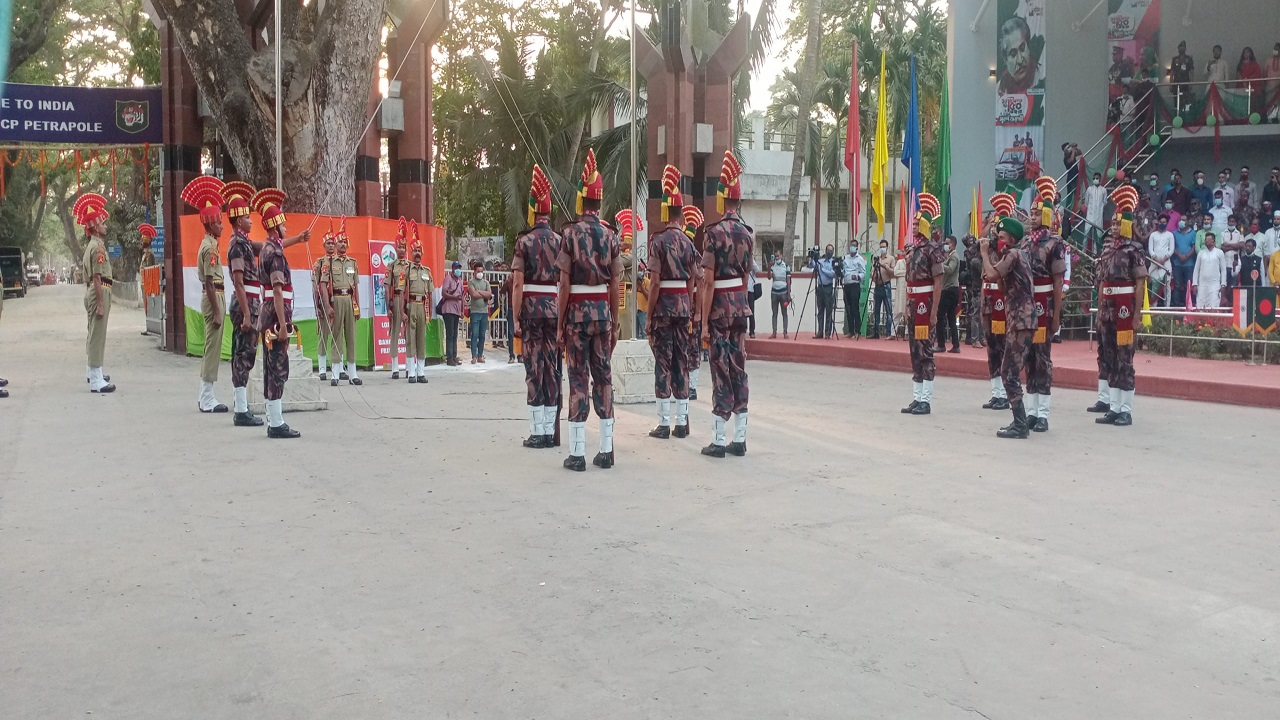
1086,400,1110,413
523,434,547,449
672,423,690,438
319,371,328,381
1095,410,1120,424
648,425,671,439
563,455,587,472
701,443,726,458
1113,412,1133,427
234,411,264,427
339,371,349,380
1032,417,1049,433
592,451,614,469
689,389,698,401
726,441,747,456
541,434,555,448
996,403,1029,439
408,376,418,384
911,402,931,415
392,370,400,380
267,423,301,439
901,400,920,414
983,396,1010,410
330,377,339,387
0,387,8,398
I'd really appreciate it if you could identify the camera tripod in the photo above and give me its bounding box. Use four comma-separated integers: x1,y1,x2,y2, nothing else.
793,265,843,342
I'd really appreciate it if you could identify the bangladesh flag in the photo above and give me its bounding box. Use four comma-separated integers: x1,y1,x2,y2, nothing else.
1231,287,1277,335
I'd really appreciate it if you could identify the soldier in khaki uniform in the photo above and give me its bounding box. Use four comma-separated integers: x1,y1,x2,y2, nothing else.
312,230,337,380
387,219,411,378
182,175,230,413
326,218,362,385
75,192,116,393
402,225,434,383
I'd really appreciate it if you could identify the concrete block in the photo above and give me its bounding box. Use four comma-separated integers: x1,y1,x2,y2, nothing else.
610,339,655,405
247,348,328,414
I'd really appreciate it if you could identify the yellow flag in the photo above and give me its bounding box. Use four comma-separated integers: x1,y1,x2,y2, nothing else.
871,50,888,238
1141,285,1152,329
969,187,979,237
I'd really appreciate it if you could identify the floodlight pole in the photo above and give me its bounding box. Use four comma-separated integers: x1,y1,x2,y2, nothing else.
275,0,283,192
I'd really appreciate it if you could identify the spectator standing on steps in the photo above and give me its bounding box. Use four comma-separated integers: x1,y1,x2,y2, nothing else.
935,235,961,353
1172,217,1197,307
841,242,866,338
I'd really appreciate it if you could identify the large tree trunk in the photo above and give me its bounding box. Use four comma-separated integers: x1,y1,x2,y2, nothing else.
562,0,617,179
151,0,386,214
781,0,821,263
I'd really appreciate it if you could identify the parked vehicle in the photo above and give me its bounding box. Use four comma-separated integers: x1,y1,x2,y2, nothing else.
1,247,27,298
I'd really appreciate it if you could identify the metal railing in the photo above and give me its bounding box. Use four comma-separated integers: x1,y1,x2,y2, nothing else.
1089,305,1280,365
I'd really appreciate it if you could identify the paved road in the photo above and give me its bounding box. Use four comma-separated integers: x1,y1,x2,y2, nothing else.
2,285,1277,719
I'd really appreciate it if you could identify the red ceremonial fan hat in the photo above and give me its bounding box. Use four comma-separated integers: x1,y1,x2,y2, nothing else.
661,164,683,222
138,223,158,240
529,164,554,225
181,175,226,224
989,192,1017,218
73,193,109,227
576,149,604,215
222,181,256,219
717,151,743,213
409,221,422,254
396,216,409,243
917,193,941,223
615,209,642,240
681,205,704,238
251,188,287,230
1034,175,1058,204
1111,185,1138,213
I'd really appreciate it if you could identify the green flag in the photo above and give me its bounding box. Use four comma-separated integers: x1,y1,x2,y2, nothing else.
934,78,951,237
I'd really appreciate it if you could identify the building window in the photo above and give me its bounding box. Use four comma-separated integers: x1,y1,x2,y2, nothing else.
826,192,851,223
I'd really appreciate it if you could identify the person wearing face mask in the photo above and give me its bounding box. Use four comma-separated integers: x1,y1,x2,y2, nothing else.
768,251,791,338
808,243,837,339
842,242,866,338
979,215,1035,438
1209,190,1232,234
1171,216,1197,307
1144,172,1163,212
326,219,363,386
1195,213,1213,253
1164,169,1190,217
1189,170,1213,213
1092,186,1146,426
1263,210,1280,269
870,240,894,339
1147,213,1174,307
1084,172,1109,252
1220,214,1246,290
1237,167,1260,212
466,260,493,363
934,235,961,353
440,261,465,366
1215,172,1236,210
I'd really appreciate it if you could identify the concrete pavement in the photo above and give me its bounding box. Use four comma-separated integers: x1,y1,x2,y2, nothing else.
1,284,1277,719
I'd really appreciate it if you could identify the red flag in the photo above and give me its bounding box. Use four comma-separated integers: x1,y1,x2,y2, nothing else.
897,183,908,250
845,42,861,235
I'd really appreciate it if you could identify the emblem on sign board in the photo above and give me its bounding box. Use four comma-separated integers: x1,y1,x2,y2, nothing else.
116,100,149,134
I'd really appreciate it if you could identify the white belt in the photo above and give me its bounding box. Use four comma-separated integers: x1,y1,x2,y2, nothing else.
982,282,1000,291
1101,286,1134,296
242,285,262,296
1033,284,1054,293
907,284,934,294
713,278,743,289
659,280,689,289
265,289,294,300
522,284,557,293
570,284,607,294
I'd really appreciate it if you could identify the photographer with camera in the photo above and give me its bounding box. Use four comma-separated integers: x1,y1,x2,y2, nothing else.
841,242,866,337
935,235,962,353
808,243,838,339
869,239,895,338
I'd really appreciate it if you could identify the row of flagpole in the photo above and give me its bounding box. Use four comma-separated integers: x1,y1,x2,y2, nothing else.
843,43,955,251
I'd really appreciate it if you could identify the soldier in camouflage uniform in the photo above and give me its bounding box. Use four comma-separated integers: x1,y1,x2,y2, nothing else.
386,219,411,378
645,165,698,440
75,193,116,393
699,151,754,458
1094,185,1148,426
402,225,434,384
555,150,622,471
311,229,337,380
1021,176,1069,432
223,182,263,425
901,193,946,415
980,193,1018,411
183,176,230,413
252,188,310,438
980,217,1037,439
513,165,562,449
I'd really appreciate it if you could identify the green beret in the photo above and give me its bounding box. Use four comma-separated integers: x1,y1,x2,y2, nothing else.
996,217,1024,241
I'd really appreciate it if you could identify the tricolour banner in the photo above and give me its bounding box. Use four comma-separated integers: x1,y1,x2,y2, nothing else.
369,239,407,369
0,82,162,144
178,213,444,365
995,0,1046,201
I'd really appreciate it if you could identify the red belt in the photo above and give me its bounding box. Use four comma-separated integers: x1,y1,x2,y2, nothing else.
571,293,609,302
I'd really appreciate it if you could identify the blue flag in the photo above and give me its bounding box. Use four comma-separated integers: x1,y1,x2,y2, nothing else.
899,56,921,198
0,0,11,92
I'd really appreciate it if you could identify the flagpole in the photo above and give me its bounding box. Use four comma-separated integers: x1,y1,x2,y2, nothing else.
627,0,638,340
274,0,283,192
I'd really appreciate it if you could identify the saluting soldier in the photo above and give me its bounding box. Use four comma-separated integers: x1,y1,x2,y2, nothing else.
327,218,363,386
644,165,698,440
1021,176,1069,432
555,150,622,471
387,219,411,378
901,193,946,415
311,227,337,380
223,181,263,425
1094,186,1147,426
699,151,754,457
513,165,563,448
75,192,115,393
182,176,230,413
981,193,1017,411
980,217,1037,438
251,188,310,438
402,222,433,384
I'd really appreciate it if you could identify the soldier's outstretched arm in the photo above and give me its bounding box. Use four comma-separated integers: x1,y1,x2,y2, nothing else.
280,229,311,248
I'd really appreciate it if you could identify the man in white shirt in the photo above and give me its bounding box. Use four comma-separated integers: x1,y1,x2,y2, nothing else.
842,243,867,338
1192,233,1227,308
1147,213,1175,307
1084,173,1109,250
1237,167,1260,212
1209,190,1232,234
1214,171,1236,210
1261,211,1280,266
1206,44,1230,84
1219,215,1246,286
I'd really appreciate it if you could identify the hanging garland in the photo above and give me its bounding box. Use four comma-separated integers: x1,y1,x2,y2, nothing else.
0,143,153,200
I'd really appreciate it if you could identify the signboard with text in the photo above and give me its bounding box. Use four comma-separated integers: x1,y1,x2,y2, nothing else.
0,83,162,144
368,239,405,369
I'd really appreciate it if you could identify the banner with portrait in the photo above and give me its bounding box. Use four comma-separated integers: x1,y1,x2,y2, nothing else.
1107,0,1161,116
995,0,1046,197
